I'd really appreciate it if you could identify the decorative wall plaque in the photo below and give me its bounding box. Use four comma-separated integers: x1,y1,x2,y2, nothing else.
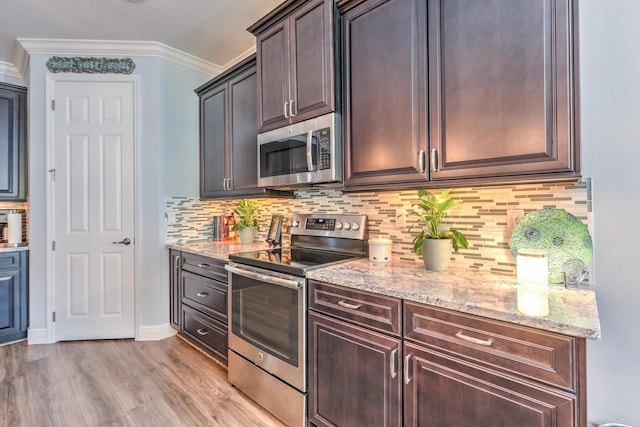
46,56,136,74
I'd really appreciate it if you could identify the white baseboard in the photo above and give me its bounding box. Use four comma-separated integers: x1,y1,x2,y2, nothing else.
27,328,49,345
137,323,177,341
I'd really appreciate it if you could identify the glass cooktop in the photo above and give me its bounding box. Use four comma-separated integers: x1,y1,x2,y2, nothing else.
228,247,362,276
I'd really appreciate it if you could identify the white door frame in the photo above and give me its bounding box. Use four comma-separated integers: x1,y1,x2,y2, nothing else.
45,73,140,343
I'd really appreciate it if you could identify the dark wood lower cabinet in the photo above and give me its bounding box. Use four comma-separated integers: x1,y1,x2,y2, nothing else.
308,312,402,427
403,341,576,427
0,251,28,344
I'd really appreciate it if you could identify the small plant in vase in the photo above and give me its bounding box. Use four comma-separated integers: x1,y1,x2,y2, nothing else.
231,199,262,244
408,189,469,271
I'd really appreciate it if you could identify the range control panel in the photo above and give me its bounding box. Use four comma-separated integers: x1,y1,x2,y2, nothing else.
290,214,368,240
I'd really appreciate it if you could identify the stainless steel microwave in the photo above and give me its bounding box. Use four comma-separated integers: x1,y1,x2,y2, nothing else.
257,113,342,188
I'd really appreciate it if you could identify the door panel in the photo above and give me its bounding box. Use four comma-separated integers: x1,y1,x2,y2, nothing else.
53,79,135,341
257,22,290,132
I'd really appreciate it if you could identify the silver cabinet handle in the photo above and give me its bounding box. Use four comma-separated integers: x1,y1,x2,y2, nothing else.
289,99,296,117
196,292,209,298
0,276,12,281
284,101,289,119
197,263,210,268
418,149,426,173
196,328,209,336
174,255,181,268
113,238,131,245
404,354,412,384
337,300,362,310
455,331,493,347
227,177,232,190
225,263,303,290
430,148,438,172
390,348,398,379
222,178,227,191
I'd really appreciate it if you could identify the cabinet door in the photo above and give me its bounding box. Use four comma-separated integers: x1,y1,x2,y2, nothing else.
0,85,27,200
429,0,577,180
199,84,228,198
289,0,335,123
342,0,428,189
256,20,291,132
403,342,577,427
169,250,181,331
228,67,264,197
0,252,27,344
309,312,402,427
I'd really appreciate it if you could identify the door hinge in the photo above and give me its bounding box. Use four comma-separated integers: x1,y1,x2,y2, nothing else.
51,99,55,110
52,241,56,251
52,311,56,322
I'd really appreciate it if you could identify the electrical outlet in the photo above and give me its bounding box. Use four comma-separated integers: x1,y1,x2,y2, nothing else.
506,209,524,234
396,209,406,229
166,211,178,225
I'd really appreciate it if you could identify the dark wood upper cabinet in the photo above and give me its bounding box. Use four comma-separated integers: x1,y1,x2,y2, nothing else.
249,0,337,133
0,83,27,201
196,56,268,199
429,0,579,181
340,0,429,188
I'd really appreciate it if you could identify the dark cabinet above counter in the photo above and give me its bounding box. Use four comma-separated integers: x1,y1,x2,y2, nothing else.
0,83,27,201
248,0,339,133
339,0,581,191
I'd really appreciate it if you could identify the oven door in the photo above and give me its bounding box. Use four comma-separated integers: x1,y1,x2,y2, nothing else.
225,262,307,392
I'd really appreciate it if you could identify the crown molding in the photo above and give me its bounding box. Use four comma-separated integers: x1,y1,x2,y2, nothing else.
14,38,221,77
0,60,22,79
220,45,257,71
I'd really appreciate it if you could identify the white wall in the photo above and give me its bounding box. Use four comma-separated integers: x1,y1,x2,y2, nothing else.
581,1,640,425
25,53,211,338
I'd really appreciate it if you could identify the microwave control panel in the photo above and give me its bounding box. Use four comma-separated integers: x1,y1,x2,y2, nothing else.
318,127,331,170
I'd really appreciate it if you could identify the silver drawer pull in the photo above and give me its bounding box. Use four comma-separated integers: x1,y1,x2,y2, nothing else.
404,354,412,384
196,328,209,336
338,300,362,310
0,276,12,281
455,331,493,347
196,292,208,298
197,263,210,268
390,349,398,379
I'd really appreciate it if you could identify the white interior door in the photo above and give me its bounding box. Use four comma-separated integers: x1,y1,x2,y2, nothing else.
51,79,136,341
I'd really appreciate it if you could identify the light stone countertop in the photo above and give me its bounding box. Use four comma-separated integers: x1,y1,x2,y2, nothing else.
0,243,29,253
166,240,600,340
307,258,601,340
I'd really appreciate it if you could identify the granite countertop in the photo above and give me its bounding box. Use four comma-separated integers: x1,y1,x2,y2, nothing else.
307,258,601,340
167,240,600,340
0,243,29,253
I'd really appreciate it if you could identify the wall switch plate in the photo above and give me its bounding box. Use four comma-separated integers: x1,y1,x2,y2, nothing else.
506,209,524,234
166,211,177,225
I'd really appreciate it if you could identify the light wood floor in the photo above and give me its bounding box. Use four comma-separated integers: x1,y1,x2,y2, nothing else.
0,336,285,427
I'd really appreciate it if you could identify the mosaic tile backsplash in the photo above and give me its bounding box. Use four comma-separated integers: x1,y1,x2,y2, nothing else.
166,181,591,276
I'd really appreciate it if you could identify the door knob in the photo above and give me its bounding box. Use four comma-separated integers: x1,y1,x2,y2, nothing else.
112,238,131,245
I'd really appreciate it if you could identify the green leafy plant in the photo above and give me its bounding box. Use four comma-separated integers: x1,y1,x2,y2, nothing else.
408,189,469,255
231,199,262,232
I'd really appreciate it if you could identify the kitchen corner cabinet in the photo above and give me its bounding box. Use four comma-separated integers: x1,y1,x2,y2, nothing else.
196,56,267,199
340,0,579,191
0,251,28,344
0,83,27,200
308,281,403,427
249,0,337,133
428,0,579,181
169,250,228,365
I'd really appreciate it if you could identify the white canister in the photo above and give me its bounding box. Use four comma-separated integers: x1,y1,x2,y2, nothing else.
8,212,22,244
368,237,392,262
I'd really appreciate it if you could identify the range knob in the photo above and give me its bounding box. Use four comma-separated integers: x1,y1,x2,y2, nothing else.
343,223,352,230
351,223,360,231
288,220,300,228
335,222,343,230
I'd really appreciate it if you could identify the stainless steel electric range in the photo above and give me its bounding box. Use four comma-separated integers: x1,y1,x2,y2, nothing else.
225,213,368,427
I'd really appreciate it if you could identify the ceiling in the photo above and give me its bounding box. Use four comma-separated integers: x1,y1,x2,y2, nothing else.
0,0,283,72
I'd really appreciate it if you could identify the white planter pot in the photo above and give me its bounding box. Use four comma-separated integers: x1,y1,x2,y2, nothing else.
422,238,452,271
239,227,257,244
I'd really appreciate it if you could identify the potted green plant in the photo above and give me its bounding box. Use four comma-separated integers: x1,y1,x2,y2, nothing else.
231,199,262,244
408,189,469,271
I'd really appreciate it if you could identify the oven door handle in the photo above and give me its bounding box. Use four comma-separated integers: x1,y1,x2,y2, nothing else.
225,263,303,290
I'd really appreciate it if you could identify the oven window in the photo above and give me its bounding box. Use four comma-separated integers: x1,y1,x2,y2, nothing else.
231,274,299,366
259,134,317,178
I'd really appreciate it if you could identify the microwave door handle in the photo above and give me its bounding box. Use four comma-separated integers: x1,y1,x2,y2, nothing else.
306,130,314,172
225,263,303,290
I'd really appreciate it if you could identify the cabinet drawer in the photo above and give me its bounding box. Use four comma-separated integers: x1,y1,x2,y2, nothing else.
181,253,227,283
182,271,227,322
309,281,401,337
404,301,576,391
0,252,21,270
182,305,228,364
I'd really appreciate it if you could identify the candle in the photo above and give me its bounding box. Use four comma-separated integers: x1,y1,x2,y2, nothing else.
516,249,549,316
